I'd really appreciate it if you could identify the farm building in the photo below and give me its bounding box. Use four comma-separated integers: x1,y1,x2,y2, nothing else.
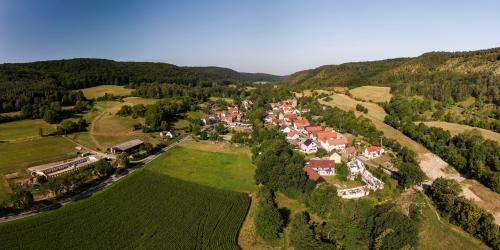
111,139,144,154
28,155,102,179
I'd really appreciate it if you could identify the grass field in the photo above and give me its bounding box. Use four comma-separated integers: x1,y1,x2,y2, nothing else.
419,121,500,143
151,139,257,192
414,192,489,250
349,86,392,103
0,119,56,142
0,166,250,249
81,85,133,99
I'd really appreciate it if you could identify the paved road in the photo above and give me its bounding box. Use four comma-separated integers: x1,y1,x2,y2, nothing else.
0,135,190,224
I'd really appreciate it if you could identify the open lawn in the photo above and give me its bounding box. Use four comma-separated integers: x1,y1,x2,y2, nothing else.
0,163,250,249
149,139,256,192
0,119,56,142
349,86,392,103
419,121,500,143
80,85,133,99
414,192,489,250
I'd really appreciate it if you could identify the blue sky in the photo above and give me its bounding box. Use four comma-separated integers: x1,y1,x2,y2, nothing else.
1,0,499,75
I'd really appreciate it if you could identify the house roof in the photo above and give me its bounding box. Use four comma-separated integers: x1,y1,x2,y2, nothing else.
287,132,298,137
112,139,144,151
344,146,357,155
284,113,298,119
305,126,322,133
327,138,348,145
317,131,337,142
302,139,315,146
308,159,335,169
294,119,310,125
304,166,325,183
366,146,383,153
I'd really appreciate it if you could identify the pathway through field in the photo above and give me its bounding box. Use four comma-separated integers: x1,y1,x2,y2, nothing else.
89,112,105,150
315,91,500,224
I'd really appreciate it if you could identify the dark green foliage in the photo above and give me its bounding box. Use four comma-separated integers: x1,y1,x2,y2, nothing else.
306,185,340,218
289,212,337,250
56,118,88,134
335,163,349,181
10,190,34,209
370,203,419,250
429,178,500,249
253,130,312,197
43,109,60,124
356,104,368,113
254,187,283,241
230,131,251,144
93,160,114,176
143,97,192,131
315,148,328,158
398,162,426,188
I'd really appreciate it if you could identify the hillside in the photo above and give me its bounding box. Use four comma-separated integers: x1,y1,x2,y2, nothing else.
282,47,500,103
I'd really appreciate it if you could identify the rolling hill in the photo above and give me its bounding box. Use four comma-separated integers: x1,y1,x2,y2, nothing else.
282,47,500,103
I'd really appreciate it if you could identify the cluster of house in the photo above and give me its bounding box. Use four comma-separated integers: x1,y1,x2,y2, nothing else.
201,101,253,130
265,98,386,199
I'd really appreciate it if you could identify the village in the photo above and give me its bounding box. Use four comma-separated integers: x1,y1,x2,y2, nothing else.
264,98,386,198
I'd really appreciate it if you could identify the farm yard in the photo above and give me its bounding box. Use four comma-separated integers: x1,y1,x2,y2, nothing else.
0,141,251,249
81,85,133,99
349,85,392,103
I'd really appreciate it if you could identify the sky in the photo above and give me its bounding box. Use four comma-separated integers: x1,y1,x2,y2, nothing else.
0,0,499,75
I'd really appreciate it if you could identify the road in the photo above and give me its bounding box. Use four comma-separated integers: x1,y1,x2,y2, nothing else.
0,135,190,224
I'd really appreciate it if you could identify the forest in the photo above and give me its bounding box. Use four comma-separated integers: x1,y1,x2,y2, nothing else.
282,47,500,104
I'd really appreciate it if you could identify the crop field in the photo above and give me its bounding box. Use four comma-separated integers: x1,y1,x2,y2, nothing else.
0,119,56,142
81,85,133,99
0,155,251,249
349,85,392,102
419,121,500,143
149,139,256,192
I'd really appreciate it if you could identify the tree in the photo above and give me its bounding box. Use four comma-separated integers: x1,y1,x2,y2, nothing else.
315,148,328,158
94,160,114,176
306,184,340,218
254,187,283,241
43,109,60,124
10,190,34,209
38,127,43,137
145,104,164,131
336,163,349,181
116,153,130,168
398,162,425,188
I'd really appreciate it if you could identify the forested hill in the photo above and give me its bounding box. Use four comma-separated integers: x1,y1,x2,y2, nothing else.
282,47,500,103
0,58,282,89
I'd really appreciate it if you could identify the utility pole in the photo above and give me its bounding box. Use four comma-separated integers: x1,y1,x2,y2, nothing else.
380,135,383,147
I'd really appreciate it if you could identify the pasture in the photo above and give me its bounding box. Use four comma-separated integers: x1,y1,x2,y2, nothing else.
0,119,55,142
150,139,256,192
0,167,250,249
349,85,392,102
80,85,133,99
419,121,500,143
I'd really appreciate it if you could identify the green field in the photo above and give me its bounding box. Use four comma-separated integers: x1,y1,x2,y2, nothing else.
151,139,257,192
81,85,133,99
0,169,250,249
0,119,56,142
349,85,392,103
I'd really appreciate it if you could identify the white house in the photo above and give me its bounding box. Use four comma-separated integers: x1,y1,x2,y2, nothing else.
320,138,348,152
286,131,300,140
363,146,385,159
281,126,292,133
160,131,180,139
308,159,335,176
300,139,318,154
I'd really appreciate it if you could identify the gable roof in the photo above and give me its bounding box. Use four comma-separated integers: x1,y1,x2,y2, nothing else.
344,146,357,155
302,139,315,146
309,159,335,169
317,131,338,142
305,126,322,133
287,131,298,137
304,166,325,183
366,146,383,153
327,138,348,145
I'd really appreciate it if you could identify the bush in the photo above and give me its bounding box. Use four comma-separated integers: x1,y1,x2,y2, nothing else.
254,187,283,241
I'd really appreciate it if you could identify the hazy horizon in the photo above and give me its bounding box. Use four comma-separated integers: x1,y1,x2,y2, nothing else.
1,0,499,75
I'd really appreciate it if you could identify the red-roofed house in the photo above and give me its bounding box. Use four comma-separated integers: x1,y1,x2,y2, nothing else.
317,131,338,142
286,131,300,140
363,146,385,159
305,126,322,135
308,159,336,175
322,138,348,152
284,113,298,122
304,166,325,184
293,119,310,131
341,146,358,160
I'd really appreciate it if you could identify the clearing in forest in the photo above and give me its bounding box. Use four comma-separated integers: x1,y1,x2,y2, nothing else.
349,85,392,103
419,121,500,143
81,85,133,99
